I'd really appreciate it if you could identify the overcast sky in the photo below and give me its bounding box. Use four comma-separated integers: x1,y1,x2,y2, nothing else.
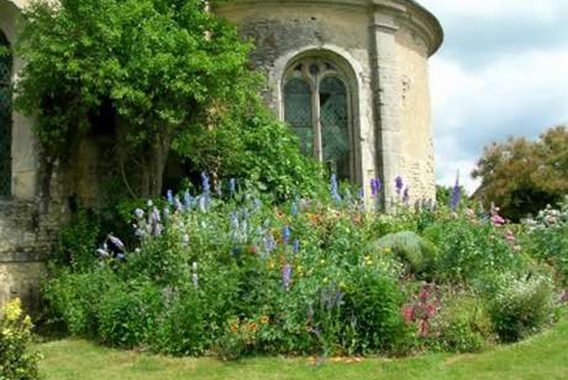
418,0,568,193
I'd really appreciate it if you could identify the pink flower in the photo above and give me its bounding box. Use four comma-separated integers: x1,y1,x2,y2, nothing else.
402,306,414,324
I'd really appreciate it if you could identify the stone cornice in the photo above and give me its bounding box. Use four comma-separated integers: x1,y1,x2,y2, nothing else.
213,0,443,56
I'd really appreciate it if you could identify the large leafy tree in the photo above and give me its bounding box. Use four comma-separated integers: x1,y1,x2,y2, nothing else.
16,0,311,198
472,126,568,221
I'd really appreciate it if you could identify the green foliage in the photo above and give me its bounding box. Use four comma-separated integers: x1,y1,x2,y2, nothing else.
0,299,41,380
472,126,568,221
98,281,162,348
432,294,493,353
42,268,117,336
423,216,526,284
52,209,101,272
521,198,568,285
375,231,437,276
484,274,555,343
341,269,408,354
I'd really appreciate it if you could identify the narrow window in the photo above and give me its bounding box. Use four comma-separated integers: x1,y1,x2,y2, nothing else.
320,76,350,181
284,78,313,155
283,58,353,181
0,30,12,196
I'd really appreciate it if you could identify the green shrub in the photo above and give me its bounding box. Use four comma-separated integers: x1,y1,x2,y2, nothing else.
42,268,117,336
432,294,493,353
153,289,206,356
0,299,41,380
423,217,526,284
374,231,437,276
341,268,408,354
522,199,568,285
485,274,555,342
97,281,162,348
52,209,100,272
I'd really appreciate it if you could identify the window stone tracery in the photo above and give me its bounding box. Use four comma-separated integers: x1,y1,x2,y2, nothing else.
283,57,352,181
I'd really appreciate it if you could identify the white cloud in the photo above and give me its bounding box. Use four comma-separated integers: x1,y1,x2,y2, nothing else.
418,0,568,194
432,48,568,192
421,0,565,21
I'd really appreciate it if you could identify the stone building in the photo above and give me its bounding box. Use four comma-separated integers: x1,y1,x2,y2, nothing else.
0,0,442,309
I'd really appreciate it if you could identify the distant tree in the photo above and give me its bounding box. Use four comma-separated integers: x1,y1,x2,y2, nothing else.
472,126,568,221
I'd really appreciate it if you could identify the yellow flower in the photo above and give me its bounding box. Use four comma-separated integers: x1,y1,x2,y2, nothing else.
3,298,23,322
383,247,392,254
260,316,270,325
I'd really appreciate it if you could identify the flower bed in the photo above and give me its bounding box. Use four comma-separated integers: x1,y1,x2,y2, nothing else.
42,176,566,358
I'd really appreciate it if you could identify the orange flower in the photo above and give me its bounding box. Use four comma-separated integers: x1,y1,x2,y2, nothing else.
248,322,258,333
230,323,239,333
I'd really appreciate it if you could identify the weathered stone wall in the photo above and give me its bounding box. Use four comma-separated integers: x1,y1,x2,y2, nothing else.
0,189,67,312
215,2,377,187
215,0,442,202
395,27,436,202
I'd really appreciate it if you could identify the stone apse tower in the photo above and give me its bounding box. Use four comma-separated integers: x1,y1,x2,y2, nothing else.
215,0,443,203
0,0,442,308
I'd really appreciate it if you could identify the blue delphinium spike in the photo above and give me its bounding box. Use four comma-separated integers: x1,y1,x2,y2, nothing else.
282,225,291,245
166,190,174,205
450,174,461,211
330,174,341,203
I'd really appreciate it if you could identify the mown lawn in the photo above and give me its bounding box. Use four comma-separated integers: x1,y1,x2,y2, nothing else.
38,318,568,380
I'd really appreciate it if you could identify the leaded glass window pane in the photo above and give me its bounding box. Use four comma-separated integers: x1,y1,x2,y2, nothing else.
0,32,11,197
284,78,313,155
320,76,350,181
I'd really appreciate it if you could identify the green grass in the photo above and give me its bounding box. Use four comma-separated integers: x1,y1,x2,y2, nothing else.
38,319,568,380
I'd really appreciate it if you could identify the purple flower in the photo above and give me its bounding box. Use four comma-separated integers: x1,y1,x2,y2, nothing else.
166,190,174,205
150,207,161,224
330,174,341,203
395,176,404,196
201,172,211,195
358,187,365,200
371,178,382,198
293,239,300,255
282,263,292,291
230,212,239,230
450,176,461,211
229,178,236,195
263,233,276,254
117,253,126,261
282,225,291,245
183,190,193,209
108,235,125,250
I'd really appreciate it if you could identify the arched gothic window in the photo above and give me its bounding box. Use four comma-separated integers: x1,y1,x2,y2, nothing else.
0,30,12,196
283,58,352,181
